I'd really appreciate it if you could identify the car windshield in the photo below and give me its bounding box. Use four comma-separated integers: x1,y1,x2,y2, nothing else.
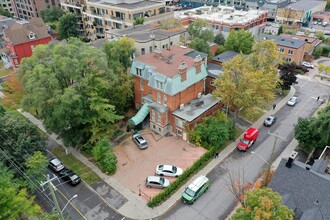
266,117,272,121
184,187,196,197
158,165,164,171
241,139,249,144
159,178,165,185
172,166,177,173
141,141,147,146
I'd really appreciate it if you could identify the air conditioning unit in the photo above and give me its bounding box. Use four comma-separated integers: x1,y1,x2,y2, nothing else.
180,104,184,110
197,92,202,99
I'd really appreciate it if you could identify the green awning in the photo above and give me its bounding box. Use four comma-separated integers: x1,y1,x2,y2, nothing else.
129,103,150,125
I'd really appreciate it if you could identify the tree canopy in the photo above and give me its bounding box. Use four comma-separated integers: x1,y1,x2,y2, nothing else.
25,151,48,192
0,6,12,17
214,33,225,46
294,105,330,152
188,20,214,55
232,188,294,220
20,38,123,146
224,30,254,54
57,13,79,40
278,63,307,90
40,7,64,23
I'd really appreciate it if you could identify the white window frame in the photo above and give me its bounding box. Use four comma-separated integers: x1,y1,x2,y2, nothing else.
152,110,155,122
157,92,161,104
177,129,182,136
176,118,184,128
140,79,144,91
136,68,142,76
288,50,293,55
157,113,161,124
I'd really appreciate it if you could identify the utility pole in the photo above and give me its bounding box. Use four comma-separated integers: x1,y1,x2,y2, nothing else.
40,174,64,220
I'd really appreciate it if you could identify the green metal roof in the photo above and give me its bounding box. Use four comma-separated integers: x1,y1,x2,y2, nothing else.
128,103,150,125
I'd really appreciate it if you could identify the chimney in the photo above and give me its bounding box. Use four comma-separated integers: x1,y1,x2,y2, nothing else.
179,61,187,82
153,47,162,58
149,31,155,39
194,54,202,74
286,151,298,168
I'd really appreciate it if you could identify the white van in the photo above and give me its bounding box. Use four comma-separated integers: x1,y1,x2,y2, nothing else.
182,175,210,204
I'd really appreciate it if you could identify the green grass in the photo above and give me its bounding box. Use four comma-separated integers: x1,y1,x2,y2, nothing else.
52,147,101,185
0,68,12,77
238,108,265,123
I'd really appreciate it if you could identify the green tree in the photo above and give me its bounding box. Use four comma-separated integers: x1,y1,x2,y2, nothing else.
25,151,48,192
312,47,322,59
92,139,117,174
0,112,46,166
40,7,64,23
214,33,225,46
224,30,254,54
189,38,211,55
0,6,12,17
57,13,78,39
232,188,294,220
188,20,214,55
133,17,144,25
277,25,283,35
0,163,42,219
20,38,123,146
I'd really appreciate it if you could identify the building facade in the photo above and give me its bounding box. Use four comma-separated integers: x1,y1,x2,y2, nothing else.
14,0,60,20
60,0,85,37
83,0,173,40
178,0,246,10
175,5,268,39
245,0,290,21
129,46,221,141
2,18,51,68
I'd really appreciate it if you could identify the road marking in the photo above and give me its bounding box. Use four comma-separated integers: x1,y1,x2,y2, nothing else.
300,79,310,88
57,189,88,220
294,96,311,115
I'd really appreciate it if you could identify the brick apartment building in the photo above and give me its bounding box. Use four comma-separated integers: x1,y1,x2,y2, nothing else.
129,45,222,141
2,17,51,68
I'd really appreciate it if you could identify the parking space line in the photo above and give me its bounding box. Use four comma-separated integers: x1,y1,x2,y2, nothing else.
57,189,88,220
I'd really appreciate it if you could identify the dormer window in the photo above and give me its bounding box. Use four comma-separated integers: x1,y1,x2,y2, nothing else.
28,32,36,40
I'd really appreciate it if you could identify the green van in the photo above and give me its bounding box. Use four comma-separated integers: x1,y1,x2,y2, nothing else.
182,175,210,204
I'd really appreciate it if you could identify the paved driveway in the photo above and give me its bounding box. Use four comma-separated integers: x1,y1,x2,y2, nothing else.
113,131,207,201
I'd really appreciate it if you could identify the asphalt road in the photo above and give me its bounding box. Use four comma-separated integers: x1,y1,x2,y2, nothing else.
159,77,330,220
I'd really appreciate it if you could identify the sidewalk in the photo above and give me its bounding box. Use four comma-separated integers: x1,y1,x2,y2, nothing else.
18,87,296,219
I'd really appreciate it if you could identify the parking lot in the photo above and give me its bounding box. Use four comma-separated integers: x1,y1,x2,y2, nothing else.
112,131,207,201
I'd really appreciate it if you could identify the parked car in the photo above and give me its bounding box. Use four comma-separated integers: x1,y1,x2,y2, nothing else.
59,168,81,186
182,175,210,204
301,61,314,69
132,134,148,149
48,158,65,172
264,115,277,127
313,21,318,25
287,96,298,106
145,176,170,189
156,165,183,177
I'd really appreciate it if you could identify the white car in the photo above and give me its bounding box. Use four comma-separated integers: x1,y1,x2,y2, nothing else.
301,61,314,69
313,21,318,25
287,96,298,106
156,165,183,177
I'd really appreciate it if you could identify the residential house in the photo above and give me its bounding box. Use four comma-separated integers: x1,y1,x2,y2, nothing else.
2,18,51,68
106,23,187,56
83,0,173,41
60,0,85,37
269,153,330,219
0,16,18,68
129,45,222,141
175,5,268,39
280,33,321,56
259,34,306,64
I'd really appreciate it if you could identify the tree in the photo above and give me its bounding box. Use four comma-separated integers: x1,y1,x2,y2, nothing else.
214,33,225,46
278,63,307,90
133,17,144,25
188,20,214,55
312,47,322,59
0,163,42,219
57,13,78,39
20,38,123,146
189,38,211,55
92,139,117,174
40,7,64,23
0,6,12,17
232,188,294,220
25,151,48,192
224,30,254,54
213,54,277,122
318,63,330,75
277,25,283,35
0,112,47,166
2,72,24,109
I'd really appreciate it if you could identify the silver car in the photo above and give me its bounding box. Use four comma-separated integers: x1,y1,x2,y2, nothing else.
49,158,65,172
264,115,277,127
287,96,298,106
145,176,170,189
132,134,148,149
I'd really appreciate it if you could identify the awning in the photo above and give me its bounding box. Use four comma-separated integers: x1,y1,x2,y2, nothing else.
128,103,150,125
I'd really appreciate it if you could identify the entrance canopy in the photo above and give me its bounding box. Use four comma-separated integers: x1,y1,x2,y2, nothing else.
129,103,150,126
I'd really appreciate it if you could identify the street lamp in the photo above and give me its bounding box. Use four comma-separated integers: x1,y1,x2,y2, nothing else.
61,194,78,214
251,151,269,165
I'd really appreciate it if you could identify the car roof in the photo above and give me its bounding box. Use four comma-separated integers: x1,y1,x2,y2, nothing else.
50,158,61,165
188,175,209,192
162,165,174,170
291,96,297,99
147,176,161,182
267,115,275,119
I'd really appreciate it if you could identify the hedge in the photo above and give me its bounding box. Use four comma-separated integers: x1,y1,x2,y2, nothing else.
147,147,215,207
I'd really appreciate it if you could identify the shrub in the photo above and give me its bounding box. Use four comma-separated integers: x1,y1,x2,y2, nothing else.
92,139,117,175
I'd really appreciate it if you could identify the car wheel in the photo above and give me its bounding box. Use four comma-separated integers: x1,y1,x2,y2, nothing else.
175,175,178,177
147,185,151,188
160,174,164,176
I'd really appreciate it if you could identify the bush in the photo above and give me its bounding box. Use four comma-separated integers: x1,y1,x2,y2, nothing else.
313,47,322,59
92,139,117,174
147,148,215,207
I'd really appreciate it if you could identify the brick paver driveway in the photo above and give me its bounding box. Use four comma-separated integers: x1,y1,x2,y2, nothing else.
113,130,207,201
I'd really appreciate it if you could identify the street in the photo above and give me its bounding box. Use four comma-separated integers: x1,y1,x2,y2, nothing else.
159,76,330,220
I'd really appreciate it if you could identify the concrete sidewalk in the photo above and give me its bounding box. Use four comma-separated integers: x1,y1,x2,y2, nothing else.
18,87,296,219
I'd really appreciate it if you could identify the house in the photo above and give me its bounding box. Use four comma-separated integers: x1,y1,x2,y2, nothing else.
269,153,330,220
258,34,306,64
106,23,187,56
129,45,222,141
276,0,326,26
83,0,173,40
2,18,51,68
175,5,268,39
280,34,322,55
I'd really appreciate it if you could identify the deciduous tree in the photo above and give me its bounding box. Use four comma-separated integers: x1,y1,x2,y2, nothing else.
0,6,12,17
188,20,214,55
40,7,64,23
57,13,78,39
278,63,307,90
214,33,225,46
25,151,48,192
224,30,254,54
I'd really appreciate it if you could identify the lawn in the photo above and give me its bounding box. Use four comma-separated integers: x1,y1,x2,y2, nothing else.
238,108,265,123
52,147,101,185
0,67,12,77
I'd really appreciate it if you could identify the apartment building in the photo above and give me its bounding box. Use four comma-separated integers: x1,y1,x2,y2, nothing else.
83,0,173,40
245,0,290,21
129,45,221,141
175,5,268,39
13,0,60,20
1,0,16,17
178,0,246,10
60,0,85,36
259,34,306,64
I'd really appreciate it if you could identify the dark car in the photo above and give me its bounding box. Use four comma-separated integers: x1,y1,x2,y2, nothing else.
263,115,277,127
48,158,65,172
59,168,81,186
132,134,148,149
